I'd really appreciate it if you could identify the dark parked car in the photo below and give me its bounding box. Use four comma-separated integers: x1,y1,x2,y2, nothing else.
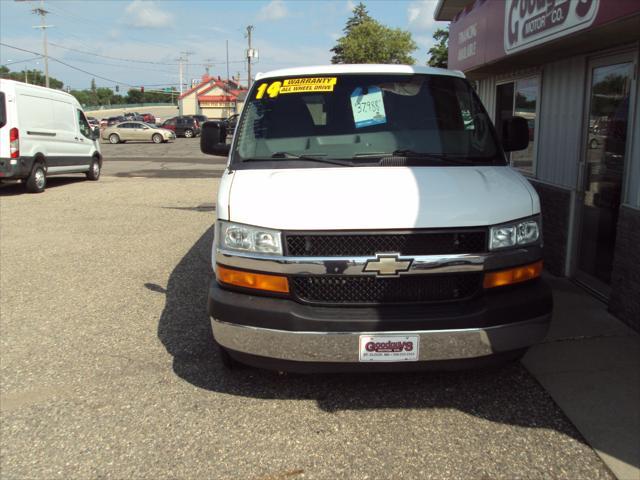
107,116,125,126
162,116,201,138
191,114,208,124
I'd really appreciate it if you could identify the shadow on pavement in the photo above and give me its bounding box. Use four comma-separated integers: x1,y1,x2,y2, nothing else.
155,227,597,452
0,176,87,196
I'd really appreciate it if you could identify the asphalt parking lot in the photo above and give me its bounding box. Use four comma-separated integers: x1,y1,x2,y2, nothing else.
0,142,615,479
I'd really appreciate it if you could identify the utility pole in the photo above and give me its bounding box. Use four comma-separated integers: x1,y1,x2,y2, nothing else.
181,50,194,89
176,55,185,115
246,25,254,89
226,40,230,82
31,0,52,88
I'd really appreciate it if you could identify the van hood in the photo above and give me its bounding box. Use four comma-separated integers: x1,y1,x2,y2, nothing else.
226,166,538,230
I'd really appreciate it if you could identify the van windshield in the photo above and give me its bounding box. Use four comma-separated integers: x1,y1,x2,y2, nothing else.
232,74,504,168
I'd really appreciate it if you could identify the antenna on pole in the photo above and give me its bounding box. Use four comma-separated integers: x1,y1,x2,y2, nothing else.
245,25,255,89
203,58,215,78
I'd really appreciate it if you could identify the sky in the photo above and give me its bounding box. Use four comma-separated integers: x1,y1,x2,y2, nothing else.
0,0,448,92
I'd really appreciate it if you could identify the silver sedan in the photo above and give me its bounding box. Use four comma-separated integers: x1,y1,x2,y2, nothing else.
102,121,175,144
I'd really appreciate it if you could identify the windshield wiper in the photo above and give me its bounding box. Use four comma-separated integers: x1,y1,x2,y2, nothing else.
387,150,474,165
242,152,353,167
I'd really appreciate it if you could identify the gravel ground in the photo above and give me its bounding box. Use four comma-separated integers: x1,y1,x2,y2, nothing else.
0,154,615,479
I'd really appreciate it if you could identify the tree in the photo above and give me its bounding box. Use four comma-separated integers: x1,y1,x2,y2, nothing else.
69,89,91,106
330,2,372,64
331,3,417,65
332,21,417,64
0,66,63,89
426,26,449,68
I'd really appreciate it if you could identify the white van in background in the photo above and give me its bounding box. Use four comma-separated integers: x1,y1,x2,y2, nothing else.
0,79,102,193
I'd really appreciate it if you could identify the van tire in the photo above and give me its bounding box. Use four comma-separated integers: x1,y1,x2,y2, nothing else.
86,158,101,181
184,129,194,138
25,162,46,193
152,133,163,144
109,133,120,144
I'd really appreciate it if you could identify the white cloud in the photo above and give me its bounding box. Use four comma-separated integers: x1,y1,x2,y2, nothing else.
408,0,438,30
345,0,356,12
125,0,172,28
258,0,289,21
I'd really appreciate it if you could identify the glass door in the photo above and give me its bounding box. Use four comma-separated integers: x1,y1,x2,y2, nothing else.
577,56,635,294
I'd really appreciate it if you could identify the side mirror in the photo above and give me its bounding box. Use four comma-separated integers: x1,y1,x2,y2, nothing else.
92,127,100,140
502,116,530,152
201,121,231,156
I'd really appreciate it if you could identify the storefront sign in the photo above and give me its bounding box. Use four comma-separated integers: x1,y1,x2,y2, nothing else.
457,22,478,62
448,0,640,71
201,102,235,108
504,0,599,53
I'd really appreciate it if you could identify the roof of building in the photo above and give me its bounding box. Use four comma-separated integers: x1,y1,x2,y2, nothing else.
255,64,465,81
177,75,248,103
433,0,475,21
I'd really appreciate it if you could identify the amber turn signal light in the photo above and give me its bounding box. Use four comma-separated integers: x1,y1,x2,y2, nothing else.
483,260,543,289
216,264,289,293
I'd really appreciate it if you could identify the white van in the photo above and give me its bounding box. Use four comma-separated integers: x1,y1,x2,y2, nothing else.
200,65,553,372
0,79,102,193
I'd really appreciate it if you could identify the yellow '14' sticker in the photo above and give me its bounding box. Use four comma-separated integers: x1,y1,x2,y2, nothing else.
255,77,337,99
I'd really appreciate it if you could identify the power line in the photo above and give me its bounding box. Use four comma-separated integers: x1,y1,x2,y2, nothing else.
48,42,181,66
47,41,247,67
1,56,43,66
0,42,135,87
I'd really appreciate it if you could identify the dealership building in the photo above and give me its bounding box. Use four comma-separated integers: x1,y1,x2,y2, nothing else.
435,0,639,330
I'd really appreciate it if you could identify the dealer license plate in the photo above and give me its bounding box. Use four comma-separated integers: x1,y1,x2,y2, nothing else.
358,335,419,362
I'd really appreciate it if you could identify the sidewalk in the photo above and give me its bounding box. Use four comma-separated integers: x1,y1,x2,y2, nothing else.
523,275,640,480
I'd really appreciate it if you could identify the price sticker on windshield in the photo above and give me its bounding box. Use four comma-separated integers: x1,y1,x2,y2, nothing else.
350,86,386,128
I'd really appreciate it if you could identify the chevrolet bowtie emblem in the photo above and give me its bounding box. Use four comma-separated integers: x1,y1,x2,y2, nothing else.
363,254,413,276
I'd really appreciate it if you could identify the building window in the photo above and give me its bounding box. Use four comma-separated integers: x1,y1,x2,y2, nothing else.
495,77,539,174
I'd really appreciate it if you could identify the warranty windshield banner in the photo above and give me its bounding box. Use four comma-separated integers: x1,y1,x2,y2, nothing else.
279,77,337,94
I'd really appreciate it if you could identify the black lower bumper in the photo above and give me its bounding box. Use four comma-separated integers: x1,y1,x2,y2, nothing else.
0,156,35,180
208,278,553,333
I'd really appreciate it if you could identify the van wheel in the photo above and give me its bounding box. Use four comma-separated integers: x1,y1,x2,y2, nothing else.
184,129,194,138
86,158,101,181
26,162,46,193
109,133,120,144
152,133,163,144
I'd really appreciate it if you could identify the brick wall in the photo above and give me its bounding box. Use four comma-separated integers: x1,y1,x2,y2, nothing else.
609,205,640,332
528,180,571,276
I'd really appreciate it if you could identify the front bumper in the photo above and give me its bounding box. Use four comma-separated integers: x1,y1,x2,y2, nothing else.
212,315,549,364
209,278,552,367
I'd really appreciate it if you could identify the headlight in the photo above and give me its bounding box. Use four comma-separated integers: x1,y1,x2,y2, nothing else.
218,221,282,255
490,216,540,250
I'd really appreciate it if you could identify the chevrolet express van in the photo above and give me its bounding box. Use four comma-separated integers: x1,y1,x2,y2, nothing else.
0,79,102,193
201,65,552,372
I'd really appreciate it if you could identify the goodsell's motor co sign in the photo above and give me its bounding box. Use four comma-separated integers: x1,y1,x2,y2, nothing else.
504,0,599,53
